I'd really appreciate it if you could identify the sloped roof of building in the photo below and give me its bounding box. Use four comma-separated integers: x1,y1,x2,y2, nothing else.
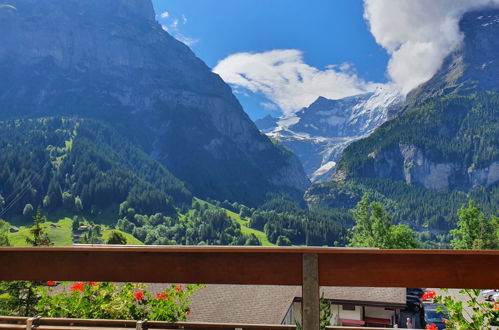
181,285,406,324
321,286,406,307
186,285,298,324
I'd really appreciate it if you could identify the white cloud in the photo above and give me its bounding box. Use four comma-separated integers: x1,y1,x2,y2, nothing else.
213,49,377,115
364,0,499,94
174,33,199,47
260,102,279,111
159,13,199,47
171,18,179,29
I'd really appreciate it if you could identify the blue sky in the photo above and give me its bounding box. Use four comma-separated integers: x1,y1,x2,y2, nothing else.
151,1,486,121
151,0,390,120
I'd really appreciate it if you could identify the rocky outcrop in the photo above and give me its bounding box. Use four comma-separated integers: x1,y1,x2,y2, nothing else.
0,0,309,205
369,144,499,191
468,162,499,187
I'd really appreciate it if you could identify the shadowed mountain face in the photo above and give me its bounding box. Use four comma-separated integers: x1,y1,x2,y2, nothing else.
334,9,499,191
0,0,309,205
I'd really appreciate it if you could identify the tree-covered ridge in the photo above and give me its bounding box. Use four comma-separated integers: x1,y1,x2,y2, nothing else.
306,178,499,233
337,92,499,177
0,117,191,223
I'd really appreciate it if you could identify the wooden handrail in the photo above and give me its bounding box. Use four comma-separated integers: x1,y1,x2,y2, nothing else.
0,246,498,288
0,316,297,329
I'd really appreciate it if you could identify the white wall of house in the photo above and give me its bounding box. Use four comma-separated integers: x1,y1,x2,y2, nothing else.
364,306,395,320
282,301,396,326
337,304,362,320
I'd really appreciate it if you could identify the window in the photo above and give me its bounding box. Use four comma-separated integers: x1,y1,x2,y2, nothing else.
342,304,356,311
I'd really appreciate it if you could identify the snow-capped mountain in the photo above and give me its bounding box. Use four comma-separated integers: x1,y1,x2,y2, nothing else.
255,84,404,182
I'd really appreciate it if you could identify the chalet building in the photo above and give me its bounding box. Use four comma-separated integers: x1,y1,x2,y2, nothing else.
176,285,406,327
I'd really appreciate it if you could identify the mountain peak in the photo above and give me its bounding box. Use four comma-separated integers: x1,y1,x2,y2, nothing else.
4,0,156,21
406,8,499,106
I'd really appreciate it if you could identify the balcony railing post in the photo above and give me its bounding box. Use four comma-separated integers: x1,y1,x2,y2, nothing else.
302,253,319,330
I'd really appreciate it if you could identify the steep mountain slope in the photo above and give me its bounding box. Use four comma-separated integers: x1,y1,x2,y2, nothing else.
303,9,499,234
0,117,191,222
0,0,309,206
255,85,403,182
335,9,499,191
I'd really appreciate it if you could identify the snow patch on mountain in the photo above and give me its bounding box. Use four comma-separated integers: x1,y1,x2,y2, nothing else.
256,84,404,182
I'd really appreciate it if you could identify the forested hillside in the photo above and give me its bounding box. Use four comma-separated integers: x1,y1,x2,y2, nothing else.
0,117,191,223
306,179,499,232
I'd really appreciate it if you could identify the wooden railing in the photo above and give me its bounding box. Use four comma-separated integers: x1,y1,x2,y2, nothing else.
0,316,297,329
1,246,498,330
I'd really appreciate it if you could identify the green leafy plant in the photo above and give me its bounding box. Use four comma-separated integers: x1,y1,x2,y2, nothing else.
36,282,200,321
434,289,499,329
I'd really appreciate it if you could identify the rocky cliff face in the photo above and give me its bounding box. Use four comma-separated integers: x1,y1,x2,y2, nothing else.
367,144,499,190
255,85,403,182
334,9,499,192
0,0,309,205
406,9,499,107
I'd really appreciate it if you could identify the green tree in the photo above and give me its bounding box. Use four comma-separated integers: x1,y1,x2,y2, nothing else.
245,234,260,246
451,200,498,250
26,207,52,247
106,231,127,245
0,220,10,247
349,194,418,249
74,196,83,212
390,224,419,249
22,204,34,217
72,216,80,233
276,235,292,246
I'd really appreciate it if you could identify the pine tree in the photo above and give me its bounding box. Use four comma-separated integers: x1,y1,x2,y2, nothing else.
25,207,52,247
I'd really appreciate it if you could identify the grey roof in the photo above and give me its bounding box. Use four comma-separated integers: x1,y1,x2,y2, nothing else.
183,285,406,324
187,285,298,324
321,286,406,306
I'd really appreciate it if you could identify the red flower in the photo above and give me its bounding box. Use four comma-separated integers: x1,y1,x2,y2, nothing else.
134,290,145,300
422,290,437,301
70,282,85,292
494,302,499,310
47,281,56,286
425,324,438,330
186,307,191,316
176,284,183,292
86,281,98,286
155,292,168,300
